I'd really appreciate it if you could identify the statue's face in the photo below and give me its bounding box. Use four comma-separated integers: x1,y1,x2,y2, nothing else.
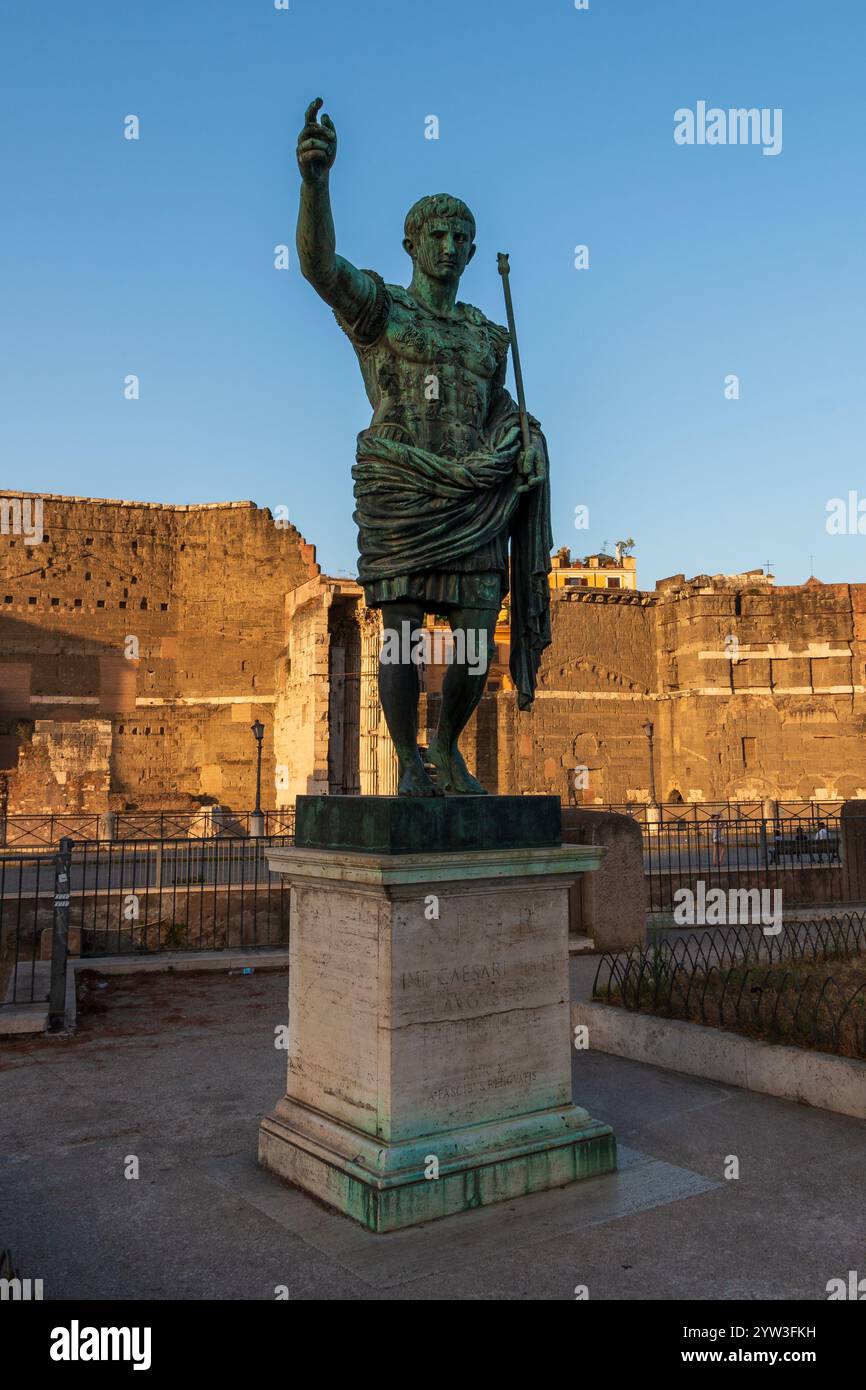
407,217,475,284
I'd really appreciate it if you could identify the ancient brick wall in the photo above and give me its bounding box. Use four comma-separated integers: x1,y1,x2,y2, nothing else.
490,577,866,804
653,577,866,803
273,579,393,802
490,589,657,800
0,492,318,814
277,573,866,806
6,720,112,814
4,488,865,813
273,579,334,804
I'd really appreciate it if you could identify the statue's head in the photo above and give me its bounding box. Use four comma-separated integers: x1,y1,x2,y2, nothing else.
403,194,476,285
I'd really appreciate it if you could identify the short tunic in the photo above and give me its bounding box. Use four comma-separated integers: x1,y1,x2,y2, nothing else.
367,566,505,611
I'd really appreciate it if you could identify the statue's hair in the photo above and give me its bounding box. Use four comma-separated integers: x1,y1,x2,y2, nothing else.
404,194,476,245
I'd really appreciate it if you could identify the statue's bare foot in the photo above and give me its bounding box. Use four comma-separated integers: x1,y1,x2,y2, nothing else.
398,760,443,797
426,739,487,795
425,737,455,791
446,746,488,795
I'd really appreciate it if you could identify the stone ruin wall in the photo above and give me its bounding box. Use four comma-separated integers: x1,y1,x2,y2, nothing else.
272,577,335,805
3,488,866,815
651,578,866,804
490,578,866,804
282,572,866,806
273,577,396,804
491,588,657,803
0,492,318,816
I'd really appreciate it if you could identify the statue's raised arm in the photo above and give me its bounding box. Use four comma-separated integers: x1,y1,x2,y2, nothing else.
296,99,375,327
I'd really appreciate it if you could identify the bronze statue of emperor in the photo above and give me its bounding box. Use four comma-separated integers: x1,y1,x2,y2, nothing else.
295,98,553,796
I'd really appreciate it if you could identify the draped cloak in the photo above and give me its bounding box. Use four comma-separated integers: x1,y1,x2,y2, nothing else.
341,276,553,711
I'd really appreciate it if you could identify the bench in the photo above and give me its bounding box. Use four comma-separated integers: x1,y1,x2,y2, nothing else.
768,833,840,865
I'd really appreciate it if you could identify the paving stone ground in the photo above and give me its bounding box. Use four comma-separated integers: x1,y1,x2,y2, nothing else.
1,966,863,1301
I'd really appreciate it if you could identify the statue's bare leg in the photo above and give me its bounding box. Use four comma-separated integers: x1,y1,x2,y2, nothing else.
427,605,497,795
378,601,442,797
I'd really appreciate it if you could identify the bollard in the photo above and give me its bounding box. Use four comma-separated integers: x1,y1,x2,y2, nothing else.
48,836,73,1031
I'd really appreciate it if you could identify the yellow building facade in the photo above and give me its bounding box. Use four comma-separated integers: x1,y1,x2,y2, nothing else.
549,547,637,592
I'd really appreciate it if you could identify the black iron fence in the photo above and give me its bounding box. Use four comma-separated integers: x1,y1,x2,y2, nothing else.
592,915,866,1059
0,808,295,850
604,800,763,823
642,815,843,913
0,848,55,1008
602,800,844,824
0,831,294,1009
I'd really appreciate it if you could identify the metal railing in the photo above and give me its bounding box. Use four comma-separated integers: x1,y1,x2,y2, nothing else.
603,801,764,823
776,800,845,819
0,848,55,1007
592,915,866,1059
642,815,843,912
0,831,294,1005
603,800,845,817
601,800,845,824
0,808,295,849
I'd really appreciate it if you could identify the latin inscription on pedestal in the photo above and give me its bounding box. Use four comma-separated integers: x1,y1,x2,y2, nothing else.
389,892,572,1136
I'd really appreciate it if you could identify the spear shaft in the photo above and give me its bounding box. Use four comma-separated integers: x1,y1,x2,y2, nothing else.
497,252,532,455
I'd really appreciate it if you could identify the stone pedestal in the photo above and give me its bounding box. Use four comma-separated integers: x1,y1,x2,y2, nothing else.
259,807,616,1232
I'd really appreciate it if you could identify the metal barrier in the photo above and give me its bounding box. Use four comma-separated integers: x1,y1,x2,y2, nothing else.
601,802,764,824
0,833,293,999
0,808,296,849
600,801,844,825
641,816,843,912
592,915,866,1059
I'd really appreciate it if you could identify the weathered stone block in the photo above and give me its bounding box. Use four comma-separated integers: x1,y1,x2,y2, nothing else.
561,808,647,949
294,792,561,854
258,843,616,1231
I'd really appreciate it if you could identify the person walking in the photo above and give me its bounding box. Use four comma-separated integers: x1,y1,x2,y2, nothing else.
710,813,727,868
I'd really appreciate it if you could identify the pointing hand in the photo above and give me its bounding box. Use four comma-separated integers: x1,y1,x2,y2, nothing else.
297,98,337,185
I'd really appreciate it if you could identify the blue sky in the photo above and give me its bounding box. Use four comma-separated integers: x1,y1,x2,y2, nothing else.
1,0,864,588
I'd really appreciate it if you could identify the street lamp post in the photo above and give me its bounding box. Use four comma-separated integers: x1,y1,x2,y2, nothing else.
643,720,658,808
250,720,265,837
